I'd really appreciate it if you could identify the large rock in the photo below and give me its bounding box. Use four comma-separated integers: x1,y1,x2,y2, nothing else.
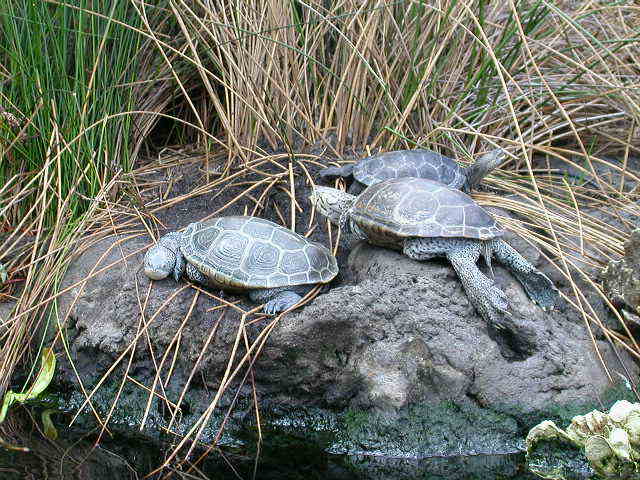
53,231,636,468
308,243,629,412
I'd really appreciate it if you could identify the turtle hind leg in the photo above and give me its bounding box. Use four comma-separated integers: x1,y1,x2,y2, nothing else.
446,243,509,327
248,285,313,315
490,239,558,311
403,237,509,327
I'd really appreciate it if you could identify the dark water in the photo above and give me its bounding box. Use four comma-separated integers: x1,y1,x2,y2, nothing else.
0,421,540,480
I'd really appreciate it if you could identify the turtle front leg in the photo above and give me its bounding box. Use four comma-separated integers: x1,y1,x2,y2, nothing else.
174,254,186,282
248,285,313,315
489,239,558,311
184,263,207,286
403,237,509,326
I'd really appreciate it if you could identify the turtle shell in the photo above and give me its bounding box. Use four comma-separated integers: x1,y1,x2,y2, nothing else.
353,149,466,188
180,216,338,290
351,177,503,242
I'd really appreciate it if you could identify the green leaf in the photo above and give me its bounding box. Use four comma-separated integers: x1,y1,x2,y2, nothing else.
0,348,56,423
27,348,56,399
0,392,21,424
41,409,58,441
0,263,7,283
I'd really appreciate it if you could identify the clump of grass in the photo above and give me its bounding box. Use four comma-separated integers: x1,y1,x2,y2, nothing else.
0,0,148,227
0,0,160,406
153,0,639,159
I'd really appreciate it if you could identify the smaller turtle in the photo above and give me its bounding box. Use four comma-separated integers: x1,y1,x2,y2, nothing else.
309,178,557,325
144,216,338,315
319,148,504,194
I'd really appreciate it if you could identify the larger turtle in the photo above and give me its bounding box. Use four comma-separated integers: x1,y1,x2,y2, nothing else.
143,216,338,314
319,148,504,194
309,178,557,325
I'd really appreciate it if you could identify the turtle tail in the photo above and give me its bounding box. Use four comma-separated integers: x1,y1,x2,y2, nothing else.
482,241,494,279
319,164,354,179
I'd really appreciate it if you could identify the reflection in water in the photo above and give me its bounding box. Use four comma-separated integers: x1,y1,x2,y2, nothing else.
0,414,543,479
0,420,137,480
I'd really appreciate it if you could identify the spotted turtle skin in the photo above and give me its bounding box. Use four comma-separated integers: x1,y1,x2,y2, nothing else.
353,149,466,188
181,216,338,291
349,177,504,246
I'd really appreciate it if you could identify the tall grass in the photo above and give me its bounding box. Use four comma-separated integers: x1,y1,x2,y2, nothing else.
0,0,153,396
0,0,145,227
1,0,640,476
160,0,639,158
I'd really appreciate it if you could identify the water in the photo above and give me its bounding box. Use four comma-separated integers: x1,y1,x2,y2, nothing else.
0,419,542,480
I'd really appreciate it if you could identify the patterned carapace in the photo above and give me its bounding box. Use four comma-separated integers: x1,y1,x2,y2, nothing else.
181,216,338,290
350,177,504,243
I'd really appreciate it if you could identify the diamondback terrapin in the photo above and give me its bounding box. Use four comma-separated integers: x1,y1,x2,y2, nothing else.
143,216,338,314
319,148,504,194
309,178,557,325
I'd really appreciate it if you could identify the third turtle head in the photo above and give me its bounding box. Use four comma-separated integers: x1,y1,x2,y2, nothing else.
309,186,356,226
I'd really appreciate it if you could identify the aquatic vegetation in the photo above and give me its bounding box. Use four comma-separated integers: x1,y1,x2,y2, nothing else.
0,348,56,451
526,400,640,479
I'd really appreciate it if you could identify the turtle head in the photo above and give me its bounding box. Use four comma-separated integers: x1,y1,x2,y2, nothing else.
143,233,182,281
309,186,356,226
464,148,505,191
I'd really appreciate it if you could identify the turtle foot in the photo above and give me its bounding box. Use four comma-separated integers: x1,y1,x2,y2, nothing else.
489,239,559,312
480,283,511,330
262,291,303,315
445,243,511,328
516,270,558,311
489,283,509,313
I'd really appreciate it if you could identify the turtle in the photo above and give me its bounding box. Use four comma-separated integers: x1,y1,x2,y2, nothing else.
319,148,504,194
143,216,338,315
309,178,557,325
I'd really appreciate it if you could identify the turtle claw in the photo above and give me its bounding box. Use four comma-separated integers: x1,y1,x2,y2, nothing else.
263,301,279,316
472,282,511,328
262,291,303,315
480,282,512,328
